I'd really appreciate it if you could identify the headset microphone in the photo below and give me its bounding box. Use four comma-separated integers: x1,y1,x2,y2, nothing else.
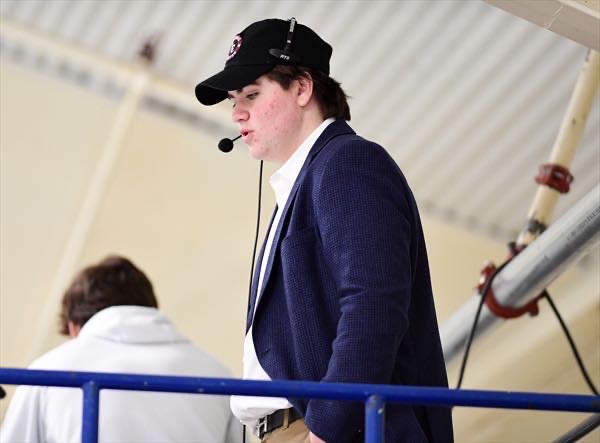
217,134,241,153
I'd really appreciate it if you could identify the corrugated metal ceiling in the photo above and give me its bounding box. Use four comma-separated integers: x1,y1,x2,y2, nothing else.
1,0,598,242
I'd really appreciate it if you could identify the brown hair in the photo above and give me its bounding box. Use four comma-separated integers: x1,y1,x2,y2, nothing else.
266,65,351,121
59,255,158,335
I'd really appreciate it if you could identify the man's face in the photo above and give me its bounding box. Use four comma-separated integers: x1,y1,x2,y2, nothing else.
228,75,303,163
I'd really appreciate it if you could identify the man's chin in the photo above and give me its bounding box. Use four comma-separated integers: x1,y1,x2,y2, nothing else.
248,146,266,161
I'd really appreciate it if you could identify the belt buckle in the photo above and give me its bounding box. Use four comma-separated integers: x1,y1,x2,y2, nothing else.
257,416,268,438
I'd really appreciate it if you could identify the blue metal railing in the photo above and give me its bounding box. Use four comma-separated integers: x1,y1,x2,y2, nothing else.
1,367,599,443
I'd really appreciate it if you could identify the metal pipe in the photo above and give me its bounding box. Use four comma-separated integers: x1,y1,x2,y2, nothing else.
0,18,230,125
82,381,100,443
366,395,385,443
0,367,598,413
442,184,600,363
552,413,600,443
517,50,599,246
29,64,151,362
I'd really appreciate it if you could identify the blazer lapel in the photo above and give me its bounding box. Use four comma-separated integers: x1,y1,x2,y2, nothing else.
246,205,278,332
253,120,356,314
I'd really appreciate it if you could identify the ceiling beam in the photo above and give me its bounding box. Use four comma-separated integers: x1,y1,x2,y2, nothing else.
485,0,600,50
0,18,232,126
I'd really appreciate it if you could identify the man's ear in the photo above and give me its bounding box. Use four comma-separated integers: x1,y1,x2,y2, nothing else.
296,74,314,107
68,321,81,338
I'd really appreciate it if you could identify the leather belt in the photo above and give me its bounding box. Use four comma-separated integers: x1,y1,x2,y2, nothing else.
257,408,303,439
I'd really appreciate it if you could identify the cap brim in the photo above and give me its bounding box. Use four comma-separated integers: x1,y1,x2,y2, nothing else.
195,64,274,106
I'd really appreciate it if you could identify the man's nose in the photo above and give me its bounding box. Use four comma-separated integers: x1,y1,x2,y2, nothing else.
232,106,249,123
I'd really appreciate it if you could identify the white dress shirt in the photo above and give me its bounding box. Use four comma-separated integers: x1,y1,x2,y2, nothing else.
230,118,334,430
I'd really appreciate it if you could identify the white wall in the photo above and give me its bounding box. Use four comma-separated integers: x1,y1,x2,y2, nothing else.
1,57,598,441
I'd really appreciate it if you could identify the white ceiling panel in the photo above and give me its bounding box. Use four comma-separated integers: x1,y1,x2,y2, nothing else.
0,0,598,241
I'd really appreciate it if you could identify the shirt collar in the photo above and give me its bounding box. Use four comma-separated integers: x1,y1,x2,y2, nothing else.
270,118,335,208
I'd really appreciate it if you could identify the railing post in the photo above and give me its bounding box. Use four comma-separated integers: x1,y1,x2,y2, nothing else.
82,381,100,443
365,395,385,443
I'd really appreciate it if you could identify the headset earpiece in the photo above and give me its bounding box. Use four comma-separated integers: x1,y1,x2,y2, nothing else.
269,17,301,64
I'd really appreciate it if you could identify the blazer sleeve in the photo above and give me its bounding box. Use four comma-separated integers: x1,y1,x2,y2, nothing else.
304,139,415,442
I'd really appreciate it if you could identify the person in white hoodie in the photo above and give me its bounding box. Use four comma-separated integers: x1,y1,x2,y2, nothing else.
1,255,241,443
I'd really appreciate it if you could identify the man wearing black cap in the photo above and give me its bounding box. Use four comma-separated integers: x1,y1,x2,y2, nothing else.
196,18,453,443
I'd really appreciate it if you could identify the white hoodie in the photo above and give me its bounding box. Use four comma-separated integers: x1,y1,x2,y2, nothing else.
1,306,241,443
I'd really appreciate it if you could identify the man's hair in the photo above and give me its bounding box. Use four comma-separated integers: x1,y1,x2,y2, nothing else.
59,255,158,335
266,65,351,121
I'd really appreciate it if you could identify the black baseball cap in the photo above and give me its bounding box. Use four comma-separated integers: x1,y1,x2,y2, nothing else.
195,18,333,106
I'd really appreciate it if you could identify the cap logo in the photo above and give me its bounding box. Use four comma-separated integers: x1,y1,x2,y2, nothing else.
227,35,243,61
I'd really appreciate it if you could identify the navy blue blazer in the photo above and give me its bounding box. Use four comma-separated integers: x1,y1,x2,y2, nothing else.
247,120,453,442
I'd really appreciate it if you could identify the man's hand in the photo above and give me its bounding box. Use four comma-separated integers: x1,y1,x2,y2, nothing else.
309,431,326,443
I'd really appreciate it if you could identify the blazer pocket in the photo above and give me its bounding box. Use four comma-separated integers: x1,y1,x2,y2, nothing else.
281,226,317,250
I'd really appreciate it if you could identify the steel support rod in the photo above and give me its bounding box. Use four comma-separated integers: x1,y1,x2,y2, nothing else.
0,18,230,124
552,413,600,443
29,59,151,362
442,184,600,363
82,381,100,443
517,50,599,246
365,395,385,443
0,368,598,413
